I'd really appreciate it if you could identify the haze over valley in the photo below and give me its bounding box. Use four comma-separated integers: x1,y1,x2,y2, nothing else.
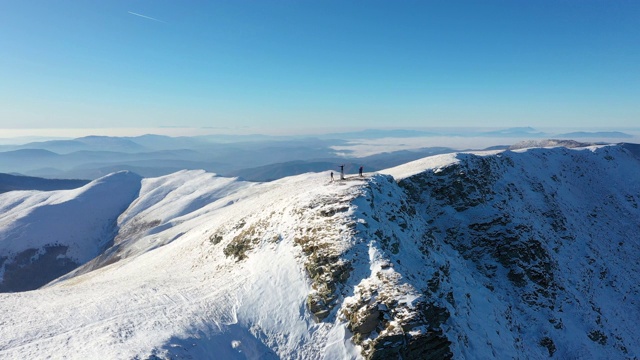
1,127,638,182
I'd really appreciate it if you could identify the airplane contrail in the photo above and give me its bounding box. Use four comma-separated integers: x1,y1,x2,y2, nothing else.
128,11,165,23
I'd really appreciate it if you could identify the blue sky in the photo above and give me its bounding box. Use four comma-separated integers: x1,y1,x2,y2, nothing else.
1,1,638,134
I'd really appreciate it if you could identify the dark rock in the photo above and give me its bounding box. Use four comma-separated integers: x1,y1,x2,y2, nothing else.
307,294,330,322
368,333,405,360
356,308,381,334
540,337,556,356
401,330,453,360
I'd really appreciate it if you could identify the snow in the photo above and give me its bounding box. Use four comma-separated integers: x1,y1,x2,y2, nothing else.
0,171,141,262
110,170,256,260
0,170,368,359
379,150,502,180
0,144,639,359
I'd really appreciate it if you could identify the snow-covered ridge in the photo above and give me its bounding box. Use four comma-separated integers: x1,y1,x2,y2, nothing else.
379,150,499,180
394,144,640,359
0,171,141,291
380,143,611,181
0,144,638,359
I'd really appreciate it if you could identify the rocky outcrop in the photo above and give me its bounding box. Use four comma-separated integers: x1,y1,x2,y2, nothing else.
337,175,454,360
340,270,452,360
294,194,357,322
396,146,640,358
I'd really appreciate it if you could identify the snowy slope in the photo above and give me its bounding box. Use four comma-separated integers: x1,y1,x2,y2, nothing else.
0,171,141,291
0,170,368,359
0,144,639,359
55,170,257,278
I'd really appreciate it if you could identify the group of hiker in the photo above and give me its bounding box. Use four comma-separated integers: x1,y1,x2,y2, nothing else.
330,165,364,182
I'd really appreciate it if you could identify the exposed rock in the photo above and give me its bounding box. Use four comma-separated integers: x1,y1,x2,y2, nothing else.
356,306,381,334
401,330,453,360
540,337,556,356
292,195,357,322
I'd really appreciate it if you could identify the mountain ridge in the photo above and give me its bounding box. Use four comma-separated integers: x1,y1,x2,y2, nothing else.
0,144,638,359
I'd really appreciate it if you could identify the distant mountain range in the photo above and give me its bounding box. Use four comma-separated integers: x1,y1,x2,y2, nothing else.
0,173,89,194
0,134,456,181
555,131,633,138
0,129,635,181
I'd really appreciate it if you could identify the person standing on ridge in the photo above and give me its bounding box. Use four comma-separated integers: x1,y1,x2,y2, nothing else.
359,166,363,177
339,165,345,180
330,171,334,182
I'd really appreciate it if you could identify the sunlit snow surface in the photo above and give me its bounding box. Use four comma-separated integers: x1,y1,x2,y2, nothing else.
0,170,364,359
0,145,638,359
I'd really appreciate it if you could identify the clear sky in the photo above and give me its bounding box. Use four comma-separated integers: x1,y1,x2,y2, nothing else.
1,1,638,135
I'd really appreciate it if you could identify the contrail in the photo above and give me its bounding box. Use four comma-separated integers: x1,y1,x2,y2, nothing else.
128,11,165,23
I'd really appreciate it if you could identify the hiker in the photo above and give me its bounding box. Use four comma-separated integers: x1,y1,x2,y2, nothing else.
339,165,345,180
359,166,363,177
330,171,334,182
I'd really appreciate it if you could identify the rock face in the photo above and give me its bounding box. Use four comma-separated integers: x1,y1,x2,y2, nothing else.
391,145,640,358
336,174,456,360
